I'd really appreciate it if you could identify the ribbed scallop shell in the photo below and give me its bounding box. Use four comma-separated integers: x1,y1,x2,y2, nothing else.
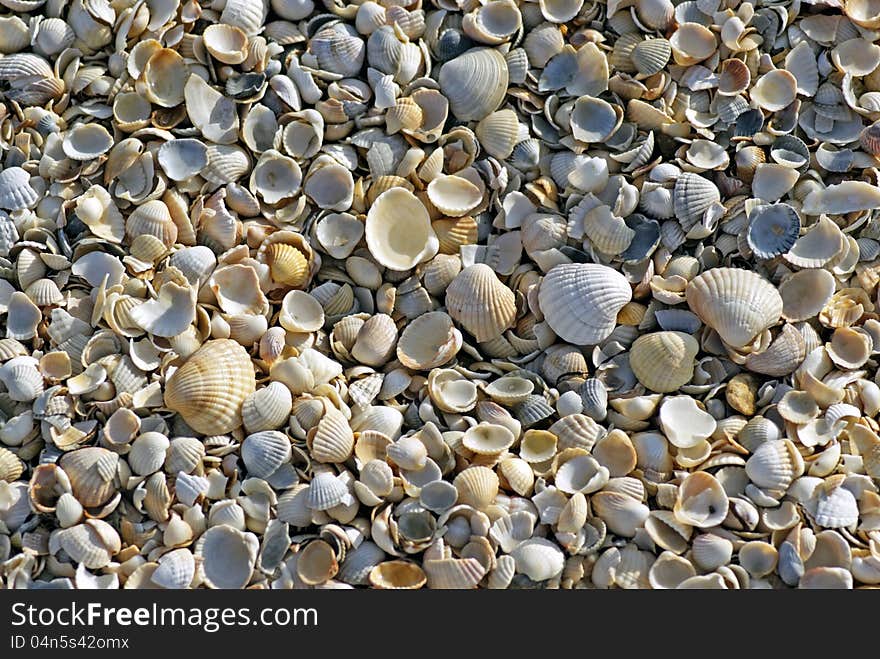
538,263,632,346
630,331,699,393
308,407,355,463
424,557,486,589
686,267,783,349
126,200,178,248
439,47,509,121
510,537,565,581
673,173,720,231
307,471,350,511
453,466,499,510
475,109,520,159
0,166,38,211
241,382,293,433
744,324,806,376
128,432,170,476
583,205,635,255
631,38,671,75
745,439,804,491
165,437,205,475
446,264,516,342
241,431,291,479
163,339,256,435
0,447,24,482
59,447,119,508
351,314,398,366
220,0,269,36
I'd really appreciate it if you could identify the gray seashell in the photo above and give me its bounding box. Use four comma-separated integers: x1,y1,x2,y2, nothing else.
620,214,661,263
673,173,720,231
439,47,509,121
746,204,801,259
513,395,555,427
240,431,292,479
579,378,608,422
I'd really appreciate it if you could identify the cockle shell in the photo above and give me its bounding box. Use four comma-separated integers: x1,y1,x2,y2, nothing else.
686,268,783,349
674,472,729,528
630,331,699,393
164,339,256,435
439,48,509,121
195,525,259,589
365,187,439,271
538,263,632,346
446,264,516,343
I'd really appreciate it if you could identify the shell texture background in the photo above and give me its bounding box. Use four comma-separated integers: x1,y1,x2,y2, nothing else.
0,0,879,591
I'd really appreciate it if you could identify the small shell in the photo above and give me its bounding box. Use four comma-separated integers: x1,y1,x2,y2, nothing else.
439,48,509,121
453,466,499,510
128,432,170,476
369,560,426,589
751,70,798,112
59,447,119,509
195,525,258,589
62,124,113,160
163,339,256,435
674,472,729,528
203,24,249,65
397,311,462,370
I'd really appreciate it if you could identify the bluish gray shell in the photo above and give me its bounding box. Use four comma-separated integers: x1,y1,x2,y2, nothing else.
746,203,801,259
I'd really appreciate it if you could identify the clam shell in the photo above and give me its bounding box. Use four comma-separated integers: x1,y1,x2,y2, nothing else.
746,203,801,260
369,560,426,589
446,264,516,343
397,311,462,370
196,525,259,589
673,173,720,231
59,447,119,509
439,48,509,121
365,187,439,271
630,331,699,393
308,407,355,463
538,263,632,346
674,472,729,528
163,339,256,435
686,267,783,349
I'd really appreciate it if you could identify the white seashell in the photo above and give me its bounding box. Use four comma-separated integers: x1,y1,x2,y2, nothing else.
365,187,439,271
0,167,38,211
195,525,259,589
538,263,632,346
673,472,729,528
510,537,565,581
439,48,509,121
686,267,782,349
184,74,240,145
128,432,170,476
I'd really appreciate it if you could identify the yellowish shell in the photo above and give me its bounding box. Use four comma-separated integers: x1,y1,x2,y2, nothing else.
630,331,699,393
163,339,256,435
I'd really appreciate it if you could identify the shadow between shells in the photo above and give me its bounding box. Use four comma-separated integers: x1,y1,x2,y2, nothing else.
0,0,879,590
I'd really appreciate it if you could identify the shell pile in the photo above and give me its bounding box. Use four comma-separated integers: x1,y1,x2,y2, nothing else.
2,0,880,591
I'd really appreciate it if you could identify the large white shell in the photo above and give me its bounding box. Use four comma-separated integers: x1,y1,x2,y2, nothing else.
365,187,439,271
538,263,632,345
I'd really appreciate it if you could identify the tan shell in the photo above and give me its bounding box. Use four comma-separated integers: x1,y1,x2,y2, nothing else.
446,264,516,343
673,472,729,528
163,339,256,435
59,447,119,509
630,331,699,393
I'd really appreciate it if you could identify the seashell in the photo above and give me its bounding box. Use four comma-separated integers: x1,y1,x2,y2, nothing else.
157,139,209,182
427,175,483,217
307,472,352,511
163,339,256,435
365,187,439,271
673,173,720,232
583,205,635,256
669,23,717,66
631,39,671,76
0,355,43,401
152,549,196,589
802,181,880,216
52,520,121,569
195,525,259,589
279,290,325,334
0,167,38,211
126,200,178,248
369,560,426,589
686,268,783,349
745,439,804,492
453,466,499,510
439,48,509,121
630,331,699,393
674,472,728,528
142,49,187,108
128,432,170,477
808,478,859,529
184,74,240,145
0,53,63,106
747,204,801,260
62,124,113,161
592,491,650,537
308,407,355,464
446,264,516,343
220,0,269,36
751,69,798,112
241,431,291,479
204,24,249,65
658,396,716,449
538,263,632,346
59,447,118,509
570,96,621,144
